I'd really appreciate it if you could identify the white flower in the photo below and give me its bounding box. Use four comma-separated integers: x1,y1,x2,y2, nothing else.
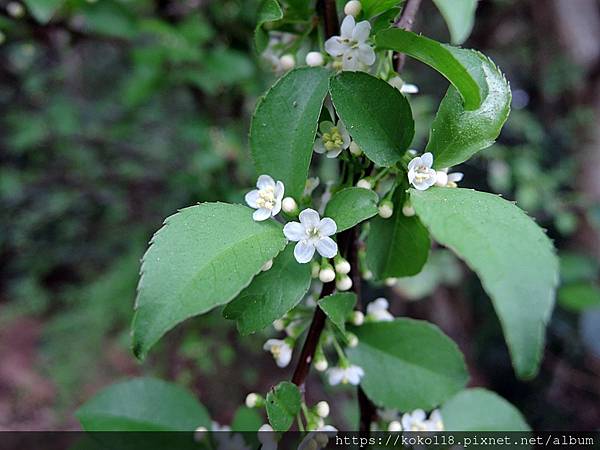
366,298,394,322
435,169,464,188
407,152,437,190
298,425,338,450
344,0,362,16
384,277,397,287
258,424,277,450
245,175,284,221
306,51,325,67
325,16,375,71
283,209,338,263
263,339,293,368
388,420,402,432
356,178,372,189
427,409,445,431
327,364,364,385
401,409,444,432
313,120,351,158
245,393,261,408
316,401,330,418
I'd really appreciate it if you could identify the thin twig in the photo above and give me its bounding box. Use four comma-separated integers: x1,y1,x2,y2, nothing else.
394,0,423,72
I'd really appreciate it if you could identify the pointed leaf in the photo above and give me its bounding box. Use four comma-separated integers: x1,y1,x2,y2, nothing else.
266,381,301,432
318,292,357,335
330,71,414,167
223,245,312,335
324,187,379,232
254,0,283,53
251,67,330,199
347,319,468,411
23,0,64,23
432,0,477,45
411,188,558,378
132,203,287,359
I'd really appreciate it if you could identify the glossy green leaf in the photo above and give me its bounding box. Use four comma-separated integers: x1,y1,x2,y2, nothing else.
347,319,468,411
254,0,283,53
558,283,600,312
76,378,210,431
132,203,287,359
330,72,414,167
23,0,64,23
371,7,401,35
318,292,357,335
324,187,379,232
366,189,430,280
223,245,312,335
375,29,485,110
266,381,301,432
362,0,404,18
432,0,477,45
411,188,558,379
251,67,330,199
426,52,511,168
441,388,530,431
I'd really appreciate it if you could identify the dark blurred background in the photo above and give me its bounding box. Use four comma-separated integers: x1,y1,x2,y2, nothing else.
0,0,599,431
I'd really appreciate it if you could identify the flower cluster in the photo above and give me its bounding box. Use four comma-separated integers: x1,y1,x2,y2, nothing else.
325,15,375,71
407,152,464,191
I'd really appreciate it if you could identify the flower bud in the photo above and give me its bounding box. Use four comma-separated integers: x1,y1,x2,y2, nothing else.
349,141,362,156
245,392,263,408
351,310,364,326
279,54,295,71
272,319,285,331
314,356,328,372
344,0,362,17
346,332,359,347
435,170,448,187
336,275,352,291
194,426,208,442
378,200,394,219
402,202,415,217
306,51,325,67
334,256,351,275
259,424,273,432
388,421,402,432
7,2,24,17
356,178,372,190
319,266,336,283
385,277,397,287
362,269,373,280
261,259,273,271
316,401,330,418
282,196,298,214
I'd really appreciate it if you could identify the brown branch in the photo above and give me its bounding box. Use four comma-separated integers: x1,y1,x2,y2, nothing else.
393,0,423,72
318,0,340,39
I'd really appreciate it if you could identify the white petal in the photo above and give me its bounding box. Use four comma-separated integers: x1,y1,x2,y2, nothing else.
412,180,430,191
407,156,421,170
412,409,426,421
313,138,327,154
318,217,337,236
315,237,338,258
435,170,449,187
253,208,272,221
277,345,292,367
342,50,361,71
283,222,306,241
448,172,464,182
421,152,433,168
325,37,347,57
245,190,260,208
271,199,282,216
337,121,351,148
340,15,355,39
257,174,275,190
275,180,285,200
263,339,279,351
352,21,371,43
294,240,316,263
319,120,335,133
400,83,419,94
299,208,321,227
327,368,344,385
357,44,376,66
326,147,343,158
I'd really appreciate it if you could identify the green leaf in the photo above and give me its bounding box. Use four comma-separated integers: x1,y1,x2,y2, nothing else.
330,72,414,167
347,319,468,411
375,29,485,110
432,0,477,45
132,203,287,359
371,7,401,35
80,0,138,39
426,52,511,168
318,292,357,335
441,388,530,431
558,283,600,312
411,188,559,379
76,378,210,431
324,187,379,232
255,0,283,53
231,406,263,431
223,245,312,335
366,189,430,280
266,381,301,432
362,0,404,18
23,0,64,23
251,67,330,199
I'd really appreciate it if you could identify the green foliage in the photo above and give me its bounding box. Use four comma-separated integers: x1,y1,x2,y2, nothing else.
231,406,263,431
432,0,477,45
223,245,312,335
318,292,357,335
324,187,379,232
251,67,330,199
366,189,430,280
411,188,559,379
76,378,210,431
23,0,64,23
132,203,287,359
330,72,414,167
441,388,530,431
558,283,600,312
347,319,468,411
255,0,284,52
361,0,404,18
266,381,301,432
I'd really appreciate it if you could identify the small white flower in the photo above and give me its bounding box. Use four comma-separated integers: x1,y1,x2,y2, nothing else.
7,2,24,18
258,424,277,450
325,16,375,71
388,76,419,95
401,409,444,432
344,0,362,16
427,409,445,431
327,364,364,385
435,169,464,188
306,51,325,67
314,120,351,158
351,310,364,326
402,202,416,217
336,275,352,291
283,209,338,263
273,319,285,331
245,175,284,221
388,420,402,432
316,401,330,418
346,332,359,347
263,338,293,368
281,196,298,214
279,54,295,71
407,152,437,191
384,277,397,287
366,297,394,322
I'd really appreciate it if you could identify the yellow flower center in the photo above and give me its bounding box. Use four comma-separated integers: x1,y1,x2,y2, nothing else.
322,127,344,152
256,185,276,209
